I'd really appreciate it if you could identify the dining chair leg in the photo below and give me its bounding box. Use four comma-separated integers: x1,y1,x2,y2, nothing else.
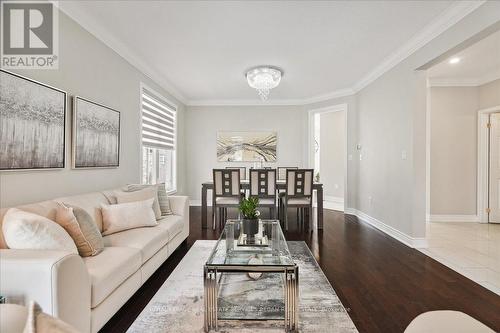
301,208,304,230
213,205,217,230
309,204,313,233
284,202,289,231
277,198,280,220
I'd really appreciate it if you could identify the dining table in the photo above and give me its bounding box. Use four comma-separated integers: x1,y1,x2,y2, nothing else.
201,180,324,229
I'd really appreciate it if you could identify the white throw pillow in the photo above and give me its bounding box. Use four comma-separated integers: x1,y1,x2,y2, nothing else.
2,208,78,254
101,198,157,235
115,187,162,219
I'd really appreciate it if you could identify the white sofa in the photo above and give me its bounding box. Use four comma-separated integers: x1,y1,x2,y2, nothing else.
0,188,189,333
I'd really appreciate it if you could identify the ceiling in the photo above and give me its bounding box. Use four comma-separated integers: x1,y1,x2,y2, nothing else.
58,1,480,104
428,29,500,86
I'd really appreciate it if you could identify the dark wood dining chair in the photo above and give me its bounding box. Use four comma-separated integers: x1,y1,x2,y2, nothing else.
225,166,247,181
276,167,298,220
212,169,242,230
277,167,298,181
249,168,277,218
280,169,314,231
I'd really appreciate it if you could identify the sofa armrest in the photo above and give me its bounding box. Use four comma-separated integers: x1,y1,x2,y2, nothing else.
168,195,189,217
168,196,189,237
0,249,91,333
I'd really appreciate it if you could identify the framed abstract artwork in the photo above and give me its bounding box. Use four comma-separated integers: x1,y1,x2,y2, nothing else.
217,131,277,162
72,96,120,168
0,69,66,170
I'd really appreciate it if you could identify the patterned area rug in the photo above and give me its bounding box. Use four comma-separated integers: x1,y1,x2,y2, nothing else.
128,240,357,333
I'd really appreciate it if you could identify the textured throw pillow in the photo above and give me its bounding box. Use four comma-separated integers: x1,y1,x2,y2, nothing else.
127,183,173,216
101,198,157,235
2,208,77,254
55,203,104,257
115,187,161,219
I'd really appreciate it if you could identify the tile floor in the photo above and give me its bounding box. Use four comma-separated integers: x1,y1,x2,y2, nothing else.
420,222,500,295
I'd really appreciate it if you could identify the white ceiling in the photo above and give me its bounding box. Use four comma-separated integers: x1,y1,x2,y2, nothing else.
428,29,500,86
58,1,483,104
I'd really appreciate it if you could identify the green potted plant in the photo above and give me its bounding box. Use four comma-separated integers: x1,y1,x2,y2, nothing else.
239,197,260,239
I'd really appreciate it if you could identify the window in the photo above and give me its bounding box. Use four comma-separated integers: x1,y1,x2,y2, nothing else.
140,85,176,192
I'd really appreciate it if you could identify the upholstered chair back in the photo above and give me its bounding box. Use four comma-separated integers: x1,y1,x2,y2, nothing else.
286,169,314,198
213,169,241,197
249,169,276,199
277,167,298,181
225,166,247,181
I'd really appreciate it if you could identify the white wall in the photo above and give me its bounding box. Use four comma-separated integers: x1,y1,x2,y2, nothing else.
0,9,186,208
353,2,500,238
479,79,500,109
428,80,500,217
185,105,305,203
319,111,346,199
430,87,479,215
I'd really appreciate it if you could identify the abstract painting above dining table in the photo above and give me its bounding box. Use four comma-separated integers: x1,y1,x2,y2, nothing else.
217,131,277,162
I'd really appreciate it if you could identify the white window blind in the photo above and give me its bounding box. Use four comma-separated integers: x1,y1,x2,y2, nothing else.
141,88,176,150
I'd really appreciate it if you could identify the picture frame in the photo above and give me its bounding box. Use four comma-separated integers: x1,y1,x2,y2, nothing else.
72,96,120,169
0,69,67,171
217,131,277,162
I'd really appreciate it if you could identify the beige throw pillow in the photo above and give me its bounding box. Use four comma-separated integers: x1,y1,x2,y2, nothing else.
115,187,161,219
101,198,157,235
55,203,103,257
127,183,173,216
2,208,77,254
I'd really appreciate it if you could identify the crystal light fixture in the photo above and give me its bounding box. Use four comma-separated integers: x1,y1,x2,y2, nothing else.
246,66,283,101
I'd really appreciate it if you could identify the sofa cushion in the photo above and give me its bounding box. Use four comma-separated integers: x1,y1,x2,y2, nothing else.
100,199,157,236
156,215,184,241
103,226,170,263
83,247,141,308
115,187,162,220
2,209,78,254
0,201,58,249
55,192,109,233
55,203,104,257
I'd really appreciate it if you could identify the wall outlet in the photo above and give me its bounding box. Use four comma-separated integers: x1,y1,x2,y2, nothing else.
401,150,407,160
359,154,363,161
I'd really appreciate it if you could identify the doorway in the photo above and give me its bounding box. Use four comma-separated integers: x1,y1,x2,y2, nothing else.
478,106,500,223
308,104,347,212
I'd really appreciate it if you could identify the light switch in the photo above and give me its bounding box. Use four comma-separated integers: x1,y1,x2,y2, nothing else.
401,150,407,160
348,154,353,161
359,154,363,161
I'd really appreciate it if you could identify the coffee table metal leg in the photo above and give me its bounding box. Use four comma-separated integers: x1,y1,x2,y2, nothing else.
284,266,299,332
204,267,218,332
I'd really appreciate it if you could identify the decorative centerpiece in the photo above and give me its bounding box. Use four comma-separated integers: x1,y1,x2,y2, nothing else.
239,197,260,241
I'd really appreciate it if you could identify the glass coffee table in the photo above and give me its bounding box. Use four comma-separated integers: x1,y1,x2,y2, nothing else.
204,219,298,332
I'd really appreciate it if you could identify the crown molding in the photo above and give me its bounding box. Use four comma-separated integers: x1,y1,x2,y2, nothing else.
55,1,188,105
186,88,355,106
427,70,500,87
351,0,486,93
56,0,484,107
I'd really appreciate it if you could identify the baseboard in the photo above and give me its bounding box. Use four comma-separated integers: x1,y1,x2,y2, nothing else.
323,196,344,212
427,214,479,222
190,200,203,207
349,209,428,249
190,202,427,248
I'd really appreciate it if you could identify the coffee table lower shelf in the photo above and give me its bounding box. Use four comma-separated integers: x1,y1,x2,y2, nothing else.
204,265,299,332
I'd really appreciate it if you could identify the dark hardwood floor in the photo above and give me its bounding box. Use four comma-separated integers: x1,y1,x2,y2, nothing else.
100,207,500,333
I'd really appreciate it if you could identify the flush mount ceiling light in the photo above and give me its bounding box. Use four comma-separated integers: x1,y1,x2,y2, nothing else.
449,57,460,64
246,66,283,101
